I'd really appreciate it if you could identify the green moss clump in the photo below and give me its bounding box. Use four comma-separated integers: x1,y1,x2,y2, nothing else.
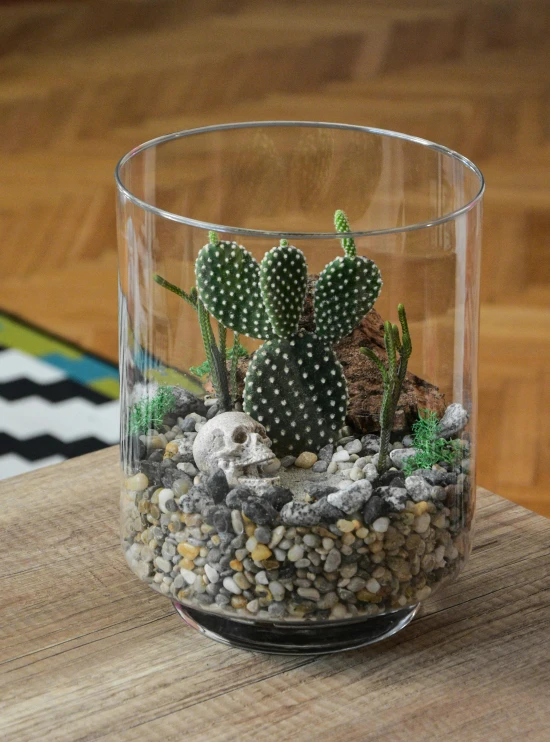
403,409,462,476
129,386,176,435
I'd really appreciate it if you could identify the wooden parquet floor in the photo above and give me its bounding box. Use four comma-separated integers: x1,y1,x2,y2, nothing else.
0,0,548,514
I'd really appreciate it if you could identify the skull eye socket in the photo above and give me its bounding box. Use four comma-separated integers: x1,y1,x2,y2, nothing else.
232,427,249,444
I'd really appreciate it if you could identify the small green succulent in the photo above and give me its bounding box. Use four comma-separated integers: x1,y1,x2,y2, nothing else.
129,386,176,435
403,409,463,476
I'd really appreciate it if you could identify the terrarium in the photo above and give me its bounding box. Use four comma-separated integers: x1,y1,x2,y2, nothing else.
116,122,484,654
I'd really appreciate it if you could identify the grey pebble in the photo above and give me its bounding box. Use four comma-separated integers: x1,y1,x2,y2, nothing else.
280,455,296,468
327,480,372,514
317,443,334,462
324,548,342,573
405,475,432,502
312,460,329,473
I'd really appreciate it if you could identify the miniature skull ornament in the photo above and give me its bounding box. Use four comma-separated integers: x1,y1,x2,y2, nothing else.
192,411,279,491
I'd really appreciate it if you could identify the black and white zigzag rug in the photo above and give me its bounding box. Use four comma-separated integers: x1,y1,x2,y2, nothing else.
0,311,119,479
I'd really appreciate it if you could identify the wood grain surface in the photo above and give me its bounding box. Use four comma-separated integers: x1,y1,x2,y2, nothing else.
0,0,549,517
0,446,548,741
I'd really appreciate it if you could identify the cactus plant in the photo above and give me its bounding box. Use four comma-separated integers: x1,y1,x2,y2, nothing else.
195,211,382,455
360,304,412,472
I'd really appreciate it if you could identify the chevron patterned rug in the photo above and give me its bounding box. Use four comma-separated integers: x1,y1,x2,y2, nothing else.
0,311,119,479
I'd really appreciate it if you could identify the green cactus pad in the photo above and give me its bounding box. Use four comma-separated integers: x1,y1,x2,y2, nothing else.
260,241,308,337
314,255,382,342
195,238,273,339
243,331,347,456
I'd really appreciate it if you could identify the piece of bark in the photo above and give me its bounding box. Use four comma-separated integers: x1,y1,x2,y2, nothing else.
234,276,446,435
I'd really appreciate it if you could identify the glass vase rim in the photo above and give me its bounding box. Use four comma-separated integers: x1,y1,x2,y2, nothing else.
115,120,485,239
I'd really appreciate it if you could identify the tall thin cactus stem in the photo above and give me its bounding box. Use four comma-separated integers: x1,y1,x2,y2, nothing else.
360,304,412,472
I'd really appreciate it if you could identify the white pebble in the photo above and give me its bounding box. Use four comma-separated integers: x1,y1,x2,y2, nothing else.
204,565,219,583
327,461,338,475
372,517,390,533
363,463,378,481
349,467,365,481
246,599,259,613
223,576,241,595
246,536,258,552
366,578,381,593
332,450,350,463
181,569,196,585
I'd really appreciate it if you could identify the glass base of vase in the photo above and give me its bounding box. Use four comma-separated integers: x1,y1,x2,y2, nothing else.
173,602,420,655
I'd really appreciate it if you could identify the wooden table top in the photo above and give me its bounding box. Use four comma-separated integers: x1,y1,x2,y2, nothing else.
1,447,549,741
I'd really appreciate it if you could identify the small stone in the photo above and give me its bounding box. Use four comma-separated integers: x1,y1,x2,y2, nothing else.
317,443,334,462
280,455,296,468
312,460,329,473
324,548,342,573
362,463,378,482
223,576,242,595
297,587,320,601
158,488,176,513
269,524,286,548
262,485,293,511
366,578,381,593
251,544,272,561
231,509,244,534
402,434,414,448
206,403,220,420
212,506,233,533
438,403,468,439
177,542,200,559
389,448,418,469
204,564,219,583
360,434,380,455
336,519,355,533
344,439,362,455
172,477,192,498
268,602,286,617
372,517,390,533
280,502,321,527
154,557,172,573
246,599,259,613
243,498,279,526
294,451,318,469
332,450,350,463
254,526,272,544
262,458,281,475
269,581,286,601
415,585,432,601
233,572,252,590
327,461,338,475
405,475,432,502
327,480,372,514
312,497,345,523
178,462,198,477
413,512,431,533
330,603,348,619
255,570,269,585
205,469,230,504
384,487,408,512
287,544,305,562
180,569,197,585
226,486,253,509
126,472,149,491
181,416,197,432
348,467,364,482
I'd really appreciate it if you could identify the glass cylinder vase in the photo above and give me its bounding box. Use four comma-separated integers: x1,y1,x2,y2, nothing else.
116,122,484,654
